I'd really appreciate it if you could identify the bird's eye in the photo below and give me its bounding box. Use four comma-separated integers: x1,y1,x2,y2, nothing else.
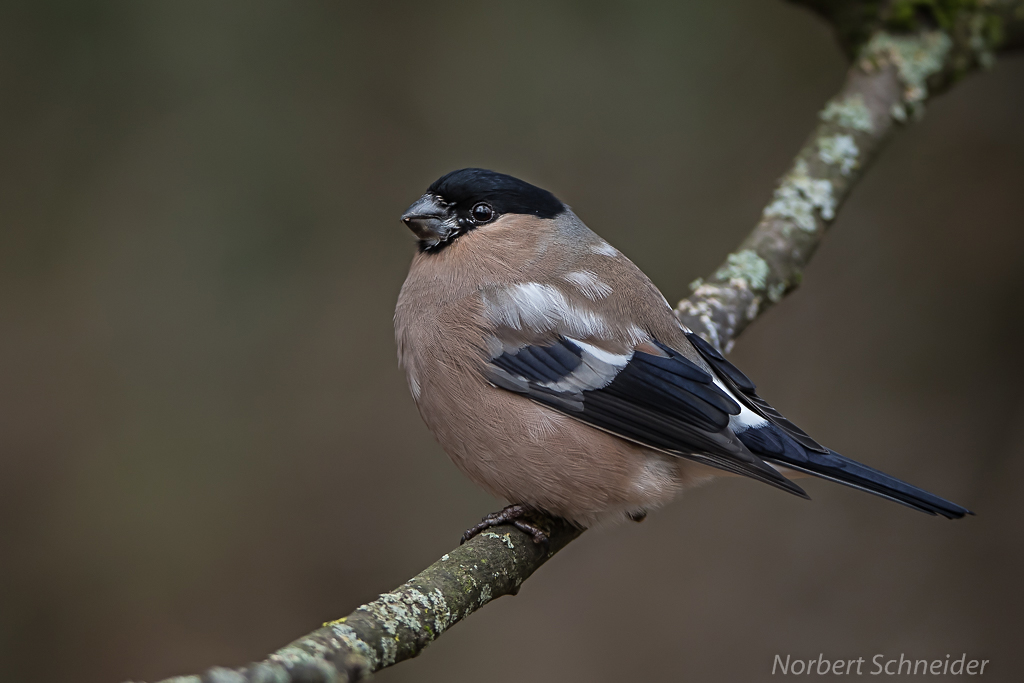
471,203,494,223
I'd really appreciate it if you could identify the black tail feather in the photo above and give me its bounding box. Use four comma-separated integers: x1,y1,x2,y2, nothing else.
767,451,972,519
738,425,972,519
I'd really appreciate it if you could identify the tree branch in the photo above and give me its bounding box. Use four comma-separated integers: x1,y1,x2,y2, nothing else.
679,0,1024,349
154,516,582,683
145,3,1024,682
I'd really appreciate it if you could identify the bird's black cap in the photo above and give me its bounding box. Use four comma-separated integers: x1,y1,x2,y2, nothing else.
428,168,564,219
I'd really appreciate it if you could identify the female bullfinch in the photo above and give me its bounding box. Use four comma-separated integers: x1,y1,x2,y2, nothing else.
395,168,969,541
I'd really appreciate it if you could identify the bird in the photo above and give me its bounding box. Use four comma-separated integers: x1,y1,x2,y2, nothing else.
394,167,970,542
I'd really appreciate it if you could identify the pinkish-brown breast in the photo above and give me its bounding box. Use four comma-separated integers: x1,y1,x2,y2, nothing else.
394,211,719,524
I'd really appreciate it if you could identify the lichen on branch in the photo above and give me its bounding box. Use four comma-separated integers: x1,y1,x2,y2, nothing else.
676,0,1024,350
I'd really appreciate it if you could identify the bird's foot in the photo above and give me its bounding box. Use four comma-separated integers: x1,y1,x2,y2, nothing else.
461,504,549,545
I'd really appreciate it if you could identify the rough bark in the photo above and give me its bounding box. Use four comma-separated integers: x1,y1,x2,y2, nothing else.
144,3,1024,682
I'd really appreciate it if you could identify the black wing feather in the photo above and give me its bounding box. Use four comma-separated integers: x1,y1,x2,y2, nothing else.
685,331,828,453
484,337,807,498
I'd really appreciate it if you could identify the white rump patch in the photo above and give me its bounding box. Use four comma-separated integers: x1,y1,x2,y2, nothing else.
563,270,613,300
708,375,767,433
729,404,768,433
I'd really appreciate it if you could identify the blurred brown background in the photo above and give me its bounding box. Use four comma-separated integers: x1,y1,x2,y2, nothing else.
1,2,1022,682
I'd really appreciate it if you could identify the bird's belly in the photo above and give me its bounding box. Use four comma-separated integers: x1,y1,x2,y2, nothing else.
416,375,716,525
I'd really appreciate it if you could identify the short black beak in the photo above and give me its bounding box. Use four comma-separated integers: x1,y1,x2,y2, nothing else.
401,194,449,242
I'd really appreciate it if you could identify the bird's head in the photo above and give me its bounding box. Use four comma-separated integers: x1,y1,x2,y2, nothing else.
401,168,565,253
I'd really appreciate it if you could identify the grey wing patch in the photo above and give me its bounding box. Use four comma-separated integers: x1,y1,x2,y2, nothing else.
481,283,612,339
479,281,649,347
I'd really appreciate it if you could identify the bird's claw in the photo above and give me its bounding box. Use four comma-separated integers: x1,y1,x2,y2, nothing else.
461,504,550,546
